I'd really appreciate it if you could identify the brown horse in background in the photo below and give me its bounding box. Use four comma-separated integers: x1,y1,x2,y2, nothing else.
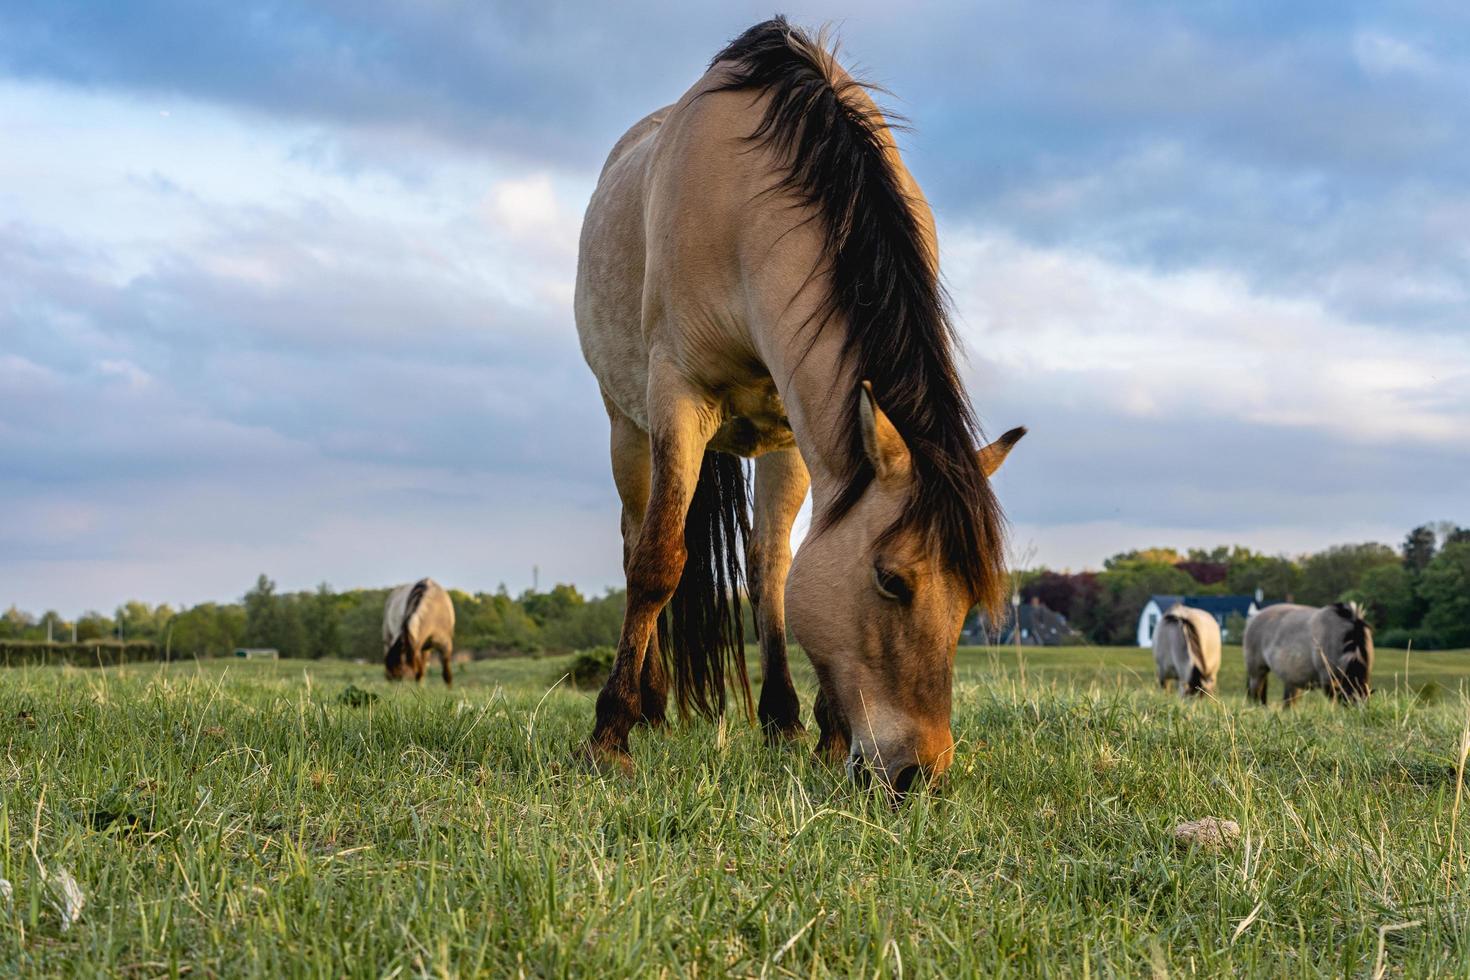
574,18,1023,795
383,578,456,685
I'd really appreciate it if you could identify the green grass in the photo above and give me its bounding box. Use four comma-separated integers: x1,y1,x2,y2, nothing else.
2,645,1469,976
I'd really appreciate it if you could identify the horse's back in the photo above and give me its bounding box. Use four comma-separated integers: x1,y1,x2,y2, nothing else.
382,578,454,644
1244,603,1317,679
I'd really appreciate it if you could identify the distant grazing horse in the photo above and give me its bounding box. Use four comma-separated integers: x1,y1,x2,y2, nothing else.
383,578,456,685
1152,604,1221,698
1244,602,1373,705
574,17,1024,794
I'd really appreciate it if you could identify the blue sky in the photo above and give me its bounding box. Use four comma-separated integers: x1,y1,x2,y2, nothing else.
2,2,1467,615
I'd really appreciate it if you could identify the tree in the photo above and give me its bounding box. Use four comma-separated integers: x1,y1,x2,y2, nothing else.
1224,555,1302,601
339,589,391,662
1175,561,1227,586
519,584,585,627
1402,525,1438,573
1088,561,1195,645
1020,570,1097,622
1420,542,1470,648
75,611,115,642
242,574,306,656
1,606,35,639
1345,563,1418,631
301,583,341,659
1297,543,1398,607
541,589,626,650
1104,548,1182,570
171,602,246,657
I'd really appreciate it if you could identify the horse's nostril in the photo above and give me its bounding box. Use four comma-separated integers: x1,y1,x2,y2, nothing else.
893,764,922,796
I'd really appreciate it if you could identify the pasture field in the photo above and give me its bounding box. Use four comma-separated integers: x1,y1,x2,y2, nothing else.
2,645,1470,977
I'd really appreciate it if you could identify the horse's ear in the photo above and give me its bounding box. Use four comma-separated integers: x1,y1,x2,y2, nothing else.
978,426,1027,477
859,381,911,482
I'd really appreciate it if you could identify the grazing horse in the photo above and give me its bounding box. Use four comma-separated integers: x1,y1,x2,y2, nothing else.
574,17,1023,793
1244,602,1373,705
1152,604,1221,698
383,578,456,685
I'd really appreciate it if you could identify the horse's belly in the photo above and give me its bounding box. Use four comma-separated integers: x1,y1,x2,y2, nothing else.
708,383,796,457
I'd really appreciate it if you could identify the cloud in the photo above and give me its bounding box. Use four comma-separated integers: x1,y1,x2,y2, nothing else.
2,5,1468,612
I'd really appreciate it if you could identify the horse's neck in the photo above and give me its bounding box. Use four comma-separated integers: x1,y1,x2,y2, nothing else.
761,304,858,514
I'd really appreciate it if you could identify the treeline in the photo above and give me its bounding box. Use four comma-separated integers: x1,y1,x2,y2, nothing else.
0,575,628,661
6,522,1467,658
1018,523,1470,649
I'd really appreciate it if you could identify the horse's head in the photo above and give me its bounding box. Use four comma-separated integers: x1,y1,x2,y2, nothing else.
384,633,417,681
1326,602,1374,703
787,382,1023,798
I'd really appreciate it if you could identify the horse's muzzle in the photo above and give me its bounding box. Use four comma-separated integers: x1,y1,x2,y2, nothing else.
847,751,930,802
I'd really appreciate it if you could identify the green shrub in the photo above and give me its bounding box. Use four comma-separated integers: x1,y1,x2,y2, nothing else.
565,646,615,689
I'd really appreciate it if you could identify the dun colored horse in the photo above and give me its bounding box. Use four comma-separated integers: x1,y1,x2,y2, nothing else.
574,18,1023,794
1243,601,1373,705
383,578,456,685
1152,604,1221,698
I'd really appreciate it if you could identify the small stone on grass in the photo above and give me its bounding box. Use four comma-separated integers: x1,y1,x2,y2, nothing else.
1173,816,1240,851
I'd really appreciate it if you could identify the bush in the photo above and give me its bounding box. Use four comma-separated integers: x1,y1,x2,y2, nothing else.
565,646,615,689
1376,627,1450,651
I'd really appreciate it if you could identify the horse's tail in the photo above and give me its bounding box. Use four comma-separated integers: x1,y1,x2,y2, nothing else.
659,450,753,721
1169,611,1206,695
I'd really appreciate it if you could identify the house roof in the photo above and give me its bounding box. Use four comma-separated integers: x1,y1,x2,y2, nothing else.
1146,594,1257,618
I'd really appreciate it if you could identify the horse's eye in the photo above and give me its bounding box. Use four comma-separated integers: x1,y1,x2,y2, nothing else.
872,565,912,603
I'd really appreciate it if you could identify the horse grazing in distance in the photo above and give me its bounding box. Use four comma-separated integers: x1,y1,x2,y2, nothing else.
1152,604,1221,698
383,578,457,685
574,17,1025,795
1244,601,1373,705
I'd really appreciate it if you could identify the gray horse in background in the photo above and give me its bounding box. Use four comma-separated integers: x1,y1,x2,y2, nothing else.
1244,601,1373,705
1153,604,1222,698
383,578,457,685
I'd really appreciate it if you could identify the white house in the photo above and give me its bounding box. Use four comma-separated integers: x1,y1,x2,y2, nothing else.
1137,593,1263,647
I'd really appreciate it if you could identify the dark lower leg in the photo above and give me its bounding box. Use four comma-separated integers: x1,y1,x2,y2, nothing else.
441,647,453,686
638,630,669,727
813,685,850,764
757,628,802,739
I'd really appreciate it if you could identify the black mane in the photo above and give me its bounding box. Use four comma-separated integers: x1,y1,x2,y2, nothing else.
1332,602,1372,657
710,17,1007,610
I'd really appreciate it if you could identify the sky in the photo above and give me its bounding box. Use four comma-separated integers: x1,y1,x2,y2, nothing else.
2,1,1467,616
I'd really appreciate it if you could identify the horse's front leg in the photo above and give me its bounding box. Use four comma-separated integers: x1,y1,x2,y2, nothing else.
607,406,669,728
812,684,851,765
749,447,809,742
582,386,716,772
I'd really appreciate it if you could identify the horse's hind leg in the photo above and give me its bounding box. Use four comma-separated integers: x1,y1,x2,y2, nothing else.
749,447,809,743
608,406,669,728
584,383,716,770
1244,641,1269,704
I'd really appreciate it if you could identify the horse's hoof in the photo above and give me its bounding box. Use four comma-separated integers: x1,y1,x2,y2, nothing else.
575,740,634,776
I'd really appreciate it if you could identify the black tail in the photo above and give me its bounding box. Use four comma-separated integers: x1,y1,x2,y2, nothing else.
658,450,753,721
1169,612,1206,695
401,578,430,635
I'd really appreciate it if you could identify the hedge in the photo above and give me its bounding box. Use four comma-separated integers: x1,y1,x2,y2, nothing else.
0,640,168,668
